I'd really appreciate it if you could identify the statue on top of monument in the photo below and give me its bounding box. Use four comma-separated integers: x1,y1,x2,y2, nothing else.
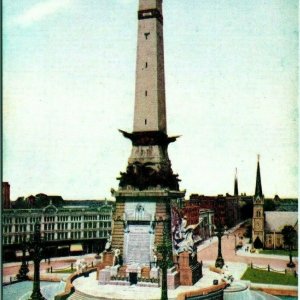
118,161,180,191
104,234,112,252
172,212,201,255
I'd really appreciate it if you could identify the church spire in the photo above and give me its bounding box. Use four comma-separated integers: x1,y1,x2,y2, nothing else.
255,155,263,197
234,168,238,196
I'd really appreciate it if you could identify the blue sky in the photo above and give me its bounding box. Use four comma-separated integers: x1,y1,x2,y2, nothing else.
3,0,298,200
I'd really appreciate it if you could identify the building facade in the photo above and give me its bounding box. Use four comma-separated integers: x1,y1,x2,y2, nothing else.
188,194,240,228
264,211,298,249
2,182,11,209
2,194,113,261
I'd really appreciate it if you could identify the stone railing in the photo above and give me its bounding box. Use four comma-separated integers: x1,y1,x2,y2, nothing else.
54,267,97,300
176,282,227,300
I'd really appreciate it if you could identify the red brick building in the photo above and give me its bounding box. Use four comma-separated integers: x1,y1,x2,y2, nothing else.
188,194,240,228
2,182,11,209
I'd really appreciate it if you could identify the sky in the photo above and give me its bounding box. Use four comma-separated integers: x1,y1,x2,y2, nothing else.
3,0,298,200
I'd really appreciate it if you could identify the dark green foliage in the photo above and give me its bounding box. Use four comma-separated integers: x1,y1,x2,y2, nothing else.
281,225,297,249
281,225,297,267
240,201,253,219
264,199,276,211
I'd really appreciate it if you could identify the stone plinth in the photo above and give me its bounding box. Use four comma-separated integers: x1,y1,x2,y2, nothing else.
96,252,115,280
103,252,114,265
178,252,202,286
126,264,142,278
99,267,111,285
167,266,180,290
150,267,159,279
110,265,120,277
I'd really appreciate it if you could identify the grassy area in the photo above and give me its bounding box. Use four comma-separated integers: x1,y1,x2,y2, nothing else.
241,268,298,286
260,249,298,256
52,268,75,274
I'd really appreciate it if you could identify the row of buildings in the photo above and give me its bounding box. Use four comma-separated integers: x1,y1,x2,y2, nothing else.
2,158,297,261
2,186,113,261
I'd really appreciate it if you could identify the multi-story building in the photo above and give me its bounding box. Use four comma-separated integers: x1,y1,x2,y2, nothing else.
2,182,11,209
2,192,113,261
188,194,240,228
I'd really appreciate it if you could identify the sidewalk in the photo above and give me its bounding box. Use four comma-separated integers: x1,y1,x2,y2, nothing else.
3,253,96,268
197,220,246,253
237,244,298,262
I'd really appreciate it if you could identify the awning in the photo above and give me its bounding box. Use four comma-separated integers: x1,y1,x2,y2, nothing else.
70,244,83,252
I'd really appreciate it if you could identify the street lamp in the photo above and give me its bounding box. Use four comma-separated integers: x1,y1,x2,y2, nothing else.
213,221,226,269
28,222,46,300
156,218,173,300
16,235,29,281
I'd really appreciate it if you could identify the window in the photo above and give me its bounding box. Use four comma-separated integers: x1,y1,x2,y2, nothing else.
145,119,147,125
144,32,150,40
145,90,147,96
145,62,148,68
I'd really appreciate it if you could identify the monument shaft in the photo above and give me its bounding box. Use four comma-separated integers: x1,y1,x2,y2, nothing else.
119,0,179,191
134,0,166,133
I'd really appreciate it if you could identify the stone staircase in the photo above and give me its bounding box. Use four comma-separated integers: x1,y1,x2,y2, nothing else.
68,290,100,300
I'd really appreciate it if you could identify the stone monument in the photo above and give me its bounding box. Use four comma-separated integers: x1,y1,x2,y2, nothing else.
111,0,185,268
98,0,205,289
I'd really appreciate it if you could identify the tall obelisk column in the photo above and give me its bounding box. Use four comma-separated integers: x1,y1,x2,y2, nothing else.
134,0,166,133
119,0,179,190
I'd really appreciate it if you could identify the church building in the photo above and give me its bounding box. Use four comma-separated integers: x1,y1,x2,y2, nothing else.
252,157,298,250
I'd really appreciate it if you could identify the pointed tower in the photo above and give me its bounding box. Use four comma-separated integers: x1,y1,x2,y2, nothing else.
234,168,239,196
252,155,265,248
110,0,185,266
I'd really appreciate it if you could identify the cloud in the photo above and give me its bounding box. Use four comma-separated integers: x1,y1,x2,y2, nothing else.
13,0,72,27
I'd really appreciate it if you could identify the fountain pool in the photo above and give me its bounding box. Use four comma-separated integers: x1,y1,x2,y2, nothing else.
3,280,65,300
224,281,283,300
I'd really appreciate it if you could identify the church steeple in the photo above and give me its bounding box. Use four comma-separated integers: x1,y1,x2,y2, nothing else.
255,155,263,198
252,155,265,248
234,168,238,196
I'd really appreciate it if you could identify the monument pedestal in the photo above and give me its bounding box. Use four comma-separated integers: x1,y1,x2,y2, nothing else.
178,252,202,286
111,188,185,265
167,266,180,290
96,251,114,280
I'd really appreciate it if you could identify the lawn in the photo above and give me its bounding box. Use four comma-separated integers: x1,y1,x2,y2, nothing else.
260,249,298,256
52,268,75,274
241,268,298,286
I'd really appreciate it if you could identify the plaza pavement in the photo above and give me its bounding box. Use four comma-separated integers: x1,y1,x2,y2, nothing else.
3,224,298,299
2,254,96,284
197,226,298,271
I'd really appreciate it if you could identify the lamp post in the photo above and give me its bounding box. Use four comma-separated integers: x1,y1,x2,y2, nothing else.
156,219,173,300
28,222,46,300
214,221,226,269
17,235,29,281
234,234,237,255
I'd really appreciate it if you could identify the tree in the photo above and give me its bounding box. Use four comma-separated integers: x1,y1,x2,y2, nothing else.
264,199,276,211
244,224,252,242
281,225,297,268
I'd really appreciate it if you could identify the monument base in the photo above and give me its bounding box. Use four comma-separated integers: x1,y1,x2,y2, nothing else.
96,251,114,280
178,252,203,286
